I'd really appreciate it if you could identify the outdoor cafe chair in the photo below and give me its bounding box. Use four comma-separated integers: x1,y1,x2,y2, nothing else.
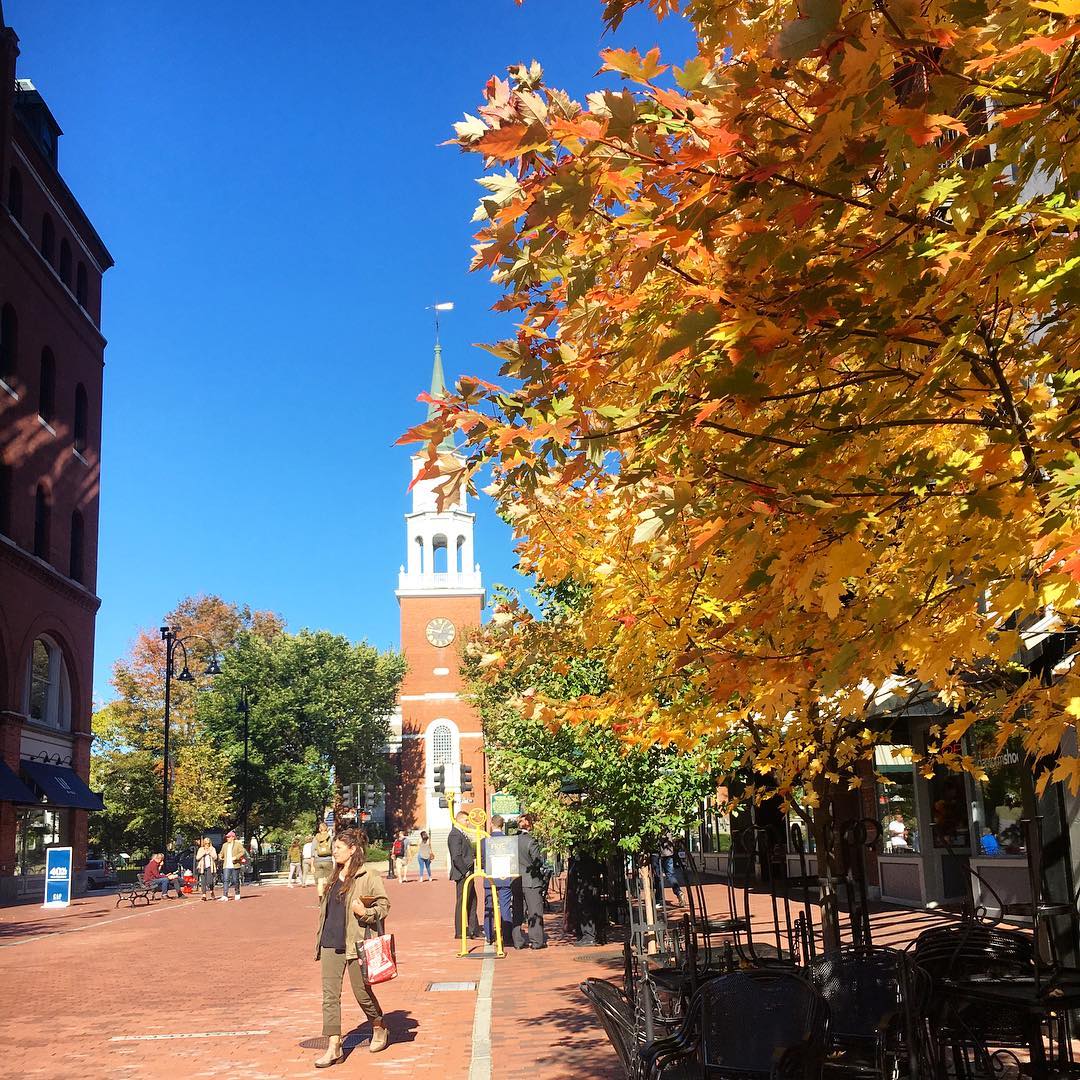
641,968,830,1080
808,945,931,1079
907,923,1034,1077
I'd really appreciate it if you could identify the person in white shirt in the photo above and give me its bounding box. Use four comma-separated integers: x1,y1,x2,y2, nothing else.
887,813,909,851
302,838,315,887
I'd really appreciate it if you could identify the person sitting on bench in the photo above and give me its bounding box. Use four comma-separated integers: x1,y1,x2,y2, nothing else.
142,853,183,898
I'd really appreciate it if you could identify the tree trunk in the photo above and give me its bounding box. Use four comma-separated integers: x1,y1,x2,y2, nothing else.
810,774,842,952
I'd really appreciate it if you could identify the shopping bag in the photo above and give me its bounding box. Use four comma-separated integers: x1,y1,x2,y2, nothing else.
360,931,397,984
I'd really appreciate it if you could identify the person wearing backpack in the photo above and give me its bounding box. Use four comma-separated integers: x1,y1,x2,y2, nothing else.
313,821,334,900
392,832,409,883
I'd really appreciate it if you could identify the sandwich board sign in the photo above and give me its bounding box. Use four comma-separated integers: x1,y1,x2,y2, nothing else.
43,846,72,908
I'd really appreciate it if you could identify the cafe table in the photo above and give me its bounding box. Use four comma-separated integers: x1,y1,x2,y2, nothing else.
941,968,1080,1077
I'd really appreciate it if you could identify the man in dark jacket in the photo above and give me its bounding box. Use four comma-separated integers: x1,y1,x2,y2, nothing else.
448,810,483,938
516,815,547,949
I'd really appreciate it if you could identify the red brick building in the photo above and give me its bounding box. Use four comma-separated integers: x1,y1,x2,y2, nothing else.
386,345,487,862
0,4,113,903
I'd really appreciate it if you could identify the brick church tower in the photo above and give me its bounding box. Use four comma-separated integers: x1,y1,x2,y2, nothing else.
387,342,485,859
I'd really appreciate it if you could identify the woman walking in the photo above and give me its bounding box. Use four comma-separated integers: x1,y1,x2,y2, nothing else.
417,831,433,882
313,821,334,900
313,828,391,1067
195,837,218,901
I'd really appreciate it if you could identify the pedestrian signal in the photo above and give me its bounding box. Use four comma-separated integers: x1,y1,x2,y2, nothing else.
460,763,473,793
434,764,446,794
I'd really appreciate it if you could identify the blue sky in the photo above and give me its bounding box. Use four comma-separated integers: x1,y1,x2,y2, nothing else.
6,2,692,702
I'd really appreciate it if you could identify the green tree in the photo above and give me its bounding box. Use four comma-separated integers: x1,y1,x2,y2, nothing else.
464,585,720,855
198,630,406,834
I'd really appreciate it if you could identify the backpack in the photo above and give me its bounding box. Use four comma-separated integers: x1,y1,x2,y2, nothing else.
392,838,404,859
316,835,332,857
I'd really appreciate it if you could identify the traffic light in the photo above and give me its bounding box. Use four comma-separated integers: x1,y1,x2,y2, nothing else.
434,765,446,794
460,763,473,793
363,783,378,807
341,784,354,810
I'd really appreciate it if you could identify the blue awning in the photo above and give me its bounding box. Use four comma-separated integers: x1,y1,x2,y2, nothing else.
20,760,104,811
0,760,38,804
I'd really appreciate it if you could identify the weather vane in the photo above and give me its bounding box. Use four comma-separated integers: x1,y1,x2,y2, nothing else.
429,301,453,346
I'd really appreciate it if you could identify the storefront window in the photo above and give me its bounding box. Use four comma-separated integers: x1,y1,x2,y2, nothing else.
968,722,1027,857
14,808,67,876
875,744,920,854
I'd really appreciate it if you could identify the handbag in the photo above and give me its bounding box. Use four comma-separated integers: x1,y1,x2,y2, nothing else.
359,919,397,985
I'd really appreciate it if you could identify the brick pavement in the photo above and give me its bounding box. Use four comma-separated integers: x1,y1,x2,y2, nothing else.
0,873,620,1080
0,872,964,1079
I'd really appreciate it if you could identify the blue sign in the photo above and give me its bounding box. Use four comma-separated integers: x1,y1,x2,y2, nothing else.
43,846,72,908
324,811,334,825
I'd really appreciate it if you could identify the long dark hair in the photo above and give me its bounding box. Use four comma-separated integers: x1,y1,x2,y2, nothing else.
334,828,368,895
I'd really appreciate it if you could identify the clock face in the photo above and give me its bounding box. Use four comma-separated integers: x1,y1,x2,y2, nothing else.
425,617,456,648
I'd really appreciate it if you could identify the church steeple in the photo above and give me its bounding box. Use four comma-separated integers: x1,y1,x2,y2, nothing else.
397,329,483,599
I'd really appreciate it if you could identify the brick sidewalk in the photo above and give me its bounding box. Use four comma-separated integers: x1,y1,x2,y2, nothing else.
0,874,619,1079
0,872,963,1079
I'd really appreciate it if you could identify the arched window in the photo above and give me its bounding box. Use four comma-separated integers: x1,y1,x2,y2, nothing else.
456,535,466,574
74,383,88,454
432,724,453,767
0,303,16,384
33,485,50,560
7,167,21,223
26,636,71,730
59,239,72,286
432,533,448,574
69,509,84,583
38,347,55,424
75,262,88,308
40,213,55,265
0,457,10,536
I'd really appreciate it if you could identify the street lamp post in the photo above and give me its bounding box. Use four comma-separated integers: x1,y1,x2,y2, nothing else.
237,688,251,850
160,626,221,855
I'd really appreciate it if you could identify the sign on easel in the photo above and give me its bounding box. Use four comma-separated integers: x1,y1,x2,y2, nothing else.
43,846,72,908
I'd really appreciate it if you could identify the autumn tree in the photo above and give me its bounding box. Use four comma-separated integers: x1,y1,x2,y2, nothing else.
409,0,1080,847
90,595,284,852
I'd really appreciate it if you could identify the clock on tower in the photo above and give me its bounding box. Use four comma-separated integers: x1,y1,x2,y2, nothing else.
425,617,456,647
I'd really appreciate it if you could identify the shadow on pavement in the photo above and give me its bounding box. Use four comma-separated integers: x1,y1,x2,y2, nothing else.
298,1009,419,1053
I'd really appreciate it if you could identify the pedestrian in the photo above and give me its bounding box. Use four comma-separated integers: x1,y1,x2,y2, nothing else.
392,832,409,883
656,831,684,906
313,827,391,1066
416,831,433,882
516,815,547,949
219,830,247,901
302,836,315,886
482,816,526,949
313,821,334,900
448,810,483,939
287,837,303,886
194,837,218,901
142,852,184,898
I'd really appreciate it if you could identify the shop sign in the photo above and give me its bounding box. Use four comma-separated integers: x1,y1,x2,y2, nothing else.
490,792,521,818
42,846,72,908
973,748,1020,770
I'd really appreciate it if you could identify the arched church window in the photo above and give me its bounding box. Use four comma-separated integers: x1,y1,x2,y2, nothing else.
432,533,448,574
432,724,452,767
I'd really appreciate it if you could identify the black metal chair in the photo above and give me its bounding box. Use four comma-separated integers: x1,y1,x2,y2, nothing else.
642,968,830,1079
582,977,646,1079
808,946,930,1079
907,923,1034,1077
